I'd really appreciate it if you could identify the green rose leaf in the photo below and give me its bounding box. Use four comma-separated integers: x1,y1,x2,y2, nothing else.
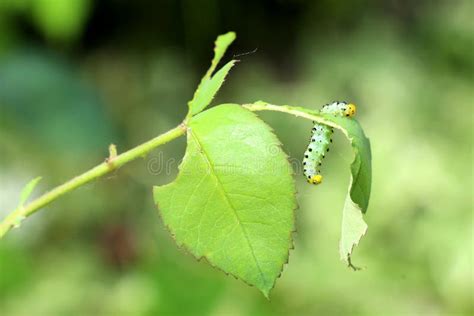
321,114,372,214
154,104,296,297
188,32,237,116
320,113,371,267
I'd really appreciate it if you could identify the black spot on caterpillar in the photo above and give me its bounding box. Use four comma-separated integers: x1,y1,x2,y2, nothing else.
303,101,356,185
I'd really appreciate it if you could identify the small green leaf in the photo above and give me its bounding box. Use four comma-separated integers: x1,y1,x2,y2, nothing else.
206,32,236,79
154,104,296,297
18,176,42,208
189,60,236,116
188,32,237,116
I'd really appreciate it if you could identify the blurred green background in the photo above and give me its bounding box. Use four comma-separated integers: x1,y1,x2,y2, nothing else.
0,0,472,315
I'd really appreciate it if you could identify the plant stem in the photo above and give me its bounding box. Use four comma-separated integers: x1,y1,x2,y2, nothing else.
243,101,352,139
243,101,338,127
0,102,335,239
0,124,187,239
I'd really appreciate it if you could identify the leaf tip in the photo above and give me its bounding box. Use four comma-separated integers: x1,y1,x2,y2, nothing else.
217,31,236,43
261,289,271,300
339,194,368,267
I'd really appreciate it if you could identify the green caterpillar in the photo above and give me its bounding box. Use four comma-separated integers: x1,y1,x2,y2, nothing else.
303,101,356,185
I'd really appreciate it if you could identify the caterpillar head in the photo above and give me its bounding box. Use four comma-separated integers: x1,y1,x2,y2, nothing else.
308,174,323,185
345,103,356,117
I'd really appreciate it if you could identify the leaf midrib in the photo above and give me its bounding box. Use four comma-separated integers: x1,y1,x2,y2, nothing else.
188,128,268,288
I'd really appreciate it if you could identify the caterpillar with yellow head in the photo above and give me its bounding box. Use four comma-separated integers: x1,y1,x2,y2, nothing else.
303,101,356,185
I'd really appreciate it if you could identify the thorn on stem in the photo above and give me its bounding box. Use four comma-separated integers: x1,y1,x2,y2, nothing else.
106,144,118,168
108,144,118,160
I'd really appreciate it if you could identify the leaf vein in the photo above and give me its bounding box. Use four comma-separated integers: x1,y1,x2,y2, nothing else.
189,129,268,287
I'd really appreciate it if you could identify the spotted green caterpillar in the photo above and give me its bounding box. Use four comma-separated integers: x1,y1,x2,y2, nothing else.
303,101,356,185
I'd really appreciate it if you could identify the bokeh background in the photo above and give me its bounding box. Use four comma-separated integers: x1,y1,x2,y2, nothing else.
0,0,472,315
